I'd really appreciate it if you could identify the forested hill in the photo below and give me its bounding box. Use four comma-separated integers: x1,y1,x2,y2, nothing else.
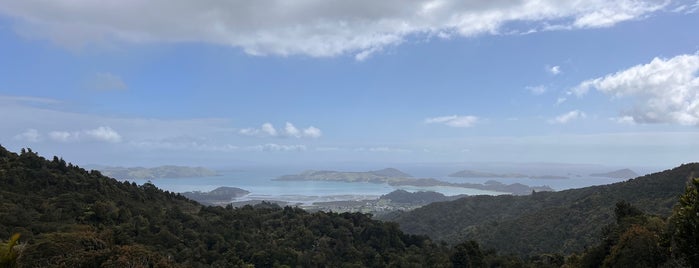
386,163,699,256
0,146,456,267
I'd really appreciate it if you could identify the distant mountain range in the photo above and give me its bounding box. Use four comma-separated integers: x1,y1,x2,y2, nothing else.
277,168,552,195
590,168,638,179
88,165,218,180
383,163,698,256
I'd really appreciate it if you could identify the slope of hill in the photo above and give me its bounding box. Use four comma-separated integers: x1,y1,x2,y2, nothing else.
0,146,458,267
385,163,698,256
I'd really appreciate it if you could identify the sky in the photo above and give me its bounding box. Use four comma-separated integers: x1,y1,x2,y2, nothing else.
0,0,698,169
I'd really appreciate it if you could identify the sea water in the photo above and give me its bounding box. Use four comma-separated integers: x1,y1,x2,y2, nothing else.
127,168,507,204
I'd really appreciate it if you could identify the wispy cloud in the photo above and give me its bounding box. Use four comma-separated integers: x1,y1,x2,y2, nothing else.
13,128,40,142
249,143,307,152
571,53,699,125
425,115,478,127
240,122,322,138
47,126,122,143
549,110,586,124
0,0,669,59
526,85,547,95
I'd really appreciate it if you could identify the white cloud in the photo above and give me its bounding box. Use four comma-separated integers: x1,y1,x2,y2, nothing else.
526,85,547,95
302,126,323,138
611,116,636,125
85,126,122,143
14,128,40,142
85,72,127,91
425,115,478,127
47,126,122,143
261,123,278,136
549,110,587,124
548,65,561,75
240,122,322,138
48,131,76,142
0,0,669,59
284,122,300,137
251,143,307,152
572,53,699,125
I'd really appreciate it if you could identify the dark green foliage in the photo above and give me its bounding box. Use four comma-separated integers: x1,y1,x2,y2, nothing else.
0,145,460,267
388,163,699,256
450,241,484,268
670,177,699,267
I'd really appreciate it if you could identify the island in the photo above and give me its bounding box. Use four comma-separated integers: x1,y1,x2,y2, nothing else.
89,165,218,180
449,169,569,180
181,187,250,206
276,168,411,183
590,168,638,179
276,168,553,195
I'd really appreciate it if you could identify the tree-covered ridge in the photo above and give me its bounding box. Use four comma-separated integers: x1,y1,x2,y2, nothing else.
1,145,697,267
387,163,699,256
0,145,492,267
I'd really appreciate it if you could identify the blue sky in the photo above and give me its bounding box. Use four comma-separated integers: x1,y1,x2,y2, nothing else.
1,1,698,169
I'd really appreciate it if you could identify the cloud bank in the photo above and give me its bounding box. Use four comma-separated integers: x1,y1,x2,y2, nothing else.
0,0,671,59
573,53,699,125
18,126,123,143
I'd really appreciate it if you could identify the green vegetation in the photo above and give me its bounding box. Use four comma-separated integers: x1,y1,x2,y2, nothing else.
0,146,486,267
387,163,699,256
1,145,697,267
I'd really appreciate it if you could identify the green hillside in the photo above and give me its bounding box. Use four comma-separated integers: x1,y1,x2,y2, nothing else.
386,163,699,256
0,146,457,267
1,145,696,267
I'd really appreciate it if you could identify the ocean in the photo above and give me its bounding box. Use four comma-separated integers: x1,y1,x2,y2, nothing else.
126,167,627,205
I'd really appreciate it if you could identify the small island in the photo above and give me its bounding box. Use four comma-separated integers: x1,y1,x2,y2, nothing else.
91,165,219,180
277,168,553,195
181,187,250,206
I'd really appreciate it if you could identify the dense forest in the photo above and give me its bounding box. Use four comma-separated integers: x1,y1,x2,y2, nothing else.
0,145,697,267
387,163,699,257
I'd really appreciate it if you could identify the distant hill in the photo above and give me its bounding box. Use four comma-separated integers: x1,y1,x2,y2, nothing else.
590,168,638,179
380,190,453,204
181,186,250,205
91,165,218,180
278,169,552,195
385,163,698,256
371,168,412,178
276,168,412,183
449,169,568,179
